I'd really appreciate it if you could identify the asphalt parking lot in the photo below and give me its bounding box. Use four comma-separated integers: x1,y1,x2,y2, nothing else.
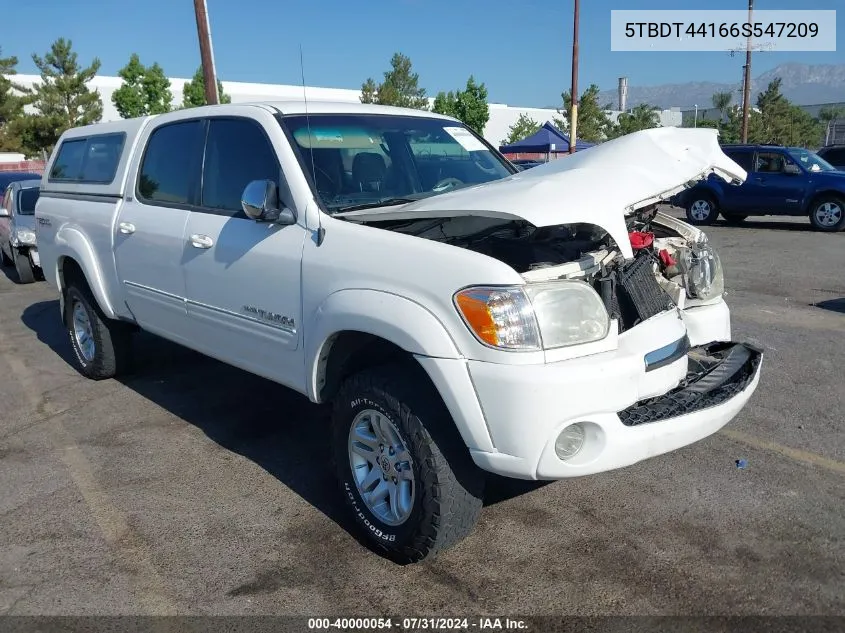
0,208,843,617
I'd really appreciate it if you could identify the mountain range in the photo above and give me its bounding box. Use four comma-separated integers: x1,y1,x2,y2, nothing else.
585,64,845,111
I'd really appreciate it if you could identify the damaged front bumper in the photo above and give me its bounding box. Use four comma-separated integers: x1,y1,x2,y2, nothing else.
463,325,763,480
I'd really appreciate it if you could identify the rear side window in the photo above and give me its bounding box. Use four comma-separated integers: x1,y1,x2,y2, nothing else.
49,133,125,183
201,118,280,214
725,150,754,172
138,120,204,206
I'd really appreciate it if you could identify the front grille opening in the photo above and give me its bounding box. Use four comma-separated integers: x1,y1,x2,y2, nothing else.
595,250,676,333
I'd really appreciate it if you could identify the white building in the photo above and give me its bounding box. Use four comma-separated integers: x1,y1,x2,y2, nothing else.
9,74,682,147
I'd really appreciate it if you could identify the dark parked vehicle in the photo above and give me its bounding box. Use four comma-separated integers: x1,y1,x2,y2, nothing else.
674,144,845,232
0,171,43,190
816,145,845,171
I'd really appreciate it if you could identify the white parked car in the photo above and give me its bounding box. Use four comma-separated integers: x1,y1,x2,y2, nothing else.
34,102,763,562
1,178,43,283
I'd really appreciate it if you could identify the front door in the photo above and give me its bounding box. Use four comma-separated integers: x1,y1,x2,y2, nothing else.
114,119,205,344
746,151,805,214
182,115,307,390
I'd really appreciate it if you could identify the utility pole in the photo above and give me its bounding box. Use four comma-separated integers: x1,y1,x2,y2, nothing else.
193,0,219,105
568,0,580,154
741,0,753,143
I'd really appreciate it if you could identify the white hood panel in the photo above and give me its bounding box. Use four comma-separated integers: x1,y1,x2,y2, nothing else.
337,127,747,258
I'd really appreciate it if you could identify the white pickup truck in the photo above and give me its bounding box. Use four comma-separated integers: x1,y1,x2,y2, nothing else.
35,102,763,562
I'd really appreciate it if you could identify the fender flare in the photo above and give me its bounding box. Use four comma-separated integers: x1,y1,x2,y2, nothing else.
804,188,845,214
305,289,461,402
54,226,118,320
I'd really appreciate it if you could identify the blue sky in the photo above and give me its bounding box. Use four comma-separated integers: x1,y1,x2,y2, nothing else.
3,0,843,108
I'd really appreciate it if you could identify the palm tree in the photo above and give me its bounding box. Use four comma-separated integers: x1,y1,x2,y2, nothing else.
711,91,733,122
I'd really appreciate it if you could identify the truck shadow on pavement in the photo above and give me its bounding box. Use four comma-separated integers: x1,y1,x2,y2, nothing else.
21,299,548,556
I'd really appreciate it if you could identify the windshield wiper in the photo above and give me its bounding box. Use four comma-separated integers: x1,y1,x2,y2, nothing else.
334,197,421,213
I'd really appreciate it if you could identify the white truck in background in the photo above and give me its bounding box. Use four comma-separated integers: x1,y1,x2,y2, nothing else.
34,102,762,562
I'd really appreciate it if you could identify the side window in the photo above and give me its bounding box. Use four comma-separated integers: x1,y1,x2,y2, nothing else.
138,120,204,205
725,150,754,173
755,151,799,173
201,118,280,214
49,134,125,183
50,139,87,180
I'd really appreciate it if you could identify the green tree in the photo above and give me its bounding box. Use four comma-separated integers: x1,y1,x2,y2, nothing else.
432,75,489,134
24,38,103,154
0,48,32,152
502,113,541,145
359,53,428,110
181,67,231,108
711,91,733,121
819,105,845,123
112,53,173,118
553,84,614,143
607,103,661,139
754,78,821,147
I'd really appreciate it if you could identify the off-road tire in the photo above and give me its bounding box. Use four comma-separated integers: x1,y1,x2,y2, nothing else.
685,194,718,226
331,363,484,564
722,213,748,225
64,283,133,380
13,250,35,284
808,195,845,232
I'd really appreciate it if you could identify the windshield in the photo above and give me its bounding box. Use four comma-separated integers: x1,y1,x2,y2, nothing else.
280,114,514,212
18,187,40,215
787,148,836,173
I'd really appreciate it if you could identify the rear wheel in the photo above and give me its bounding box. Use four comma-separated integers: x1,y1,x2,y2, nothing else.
64,283,133,379
686,195,718,225
809,196,845,232
13,250,35,284
331,364,484,563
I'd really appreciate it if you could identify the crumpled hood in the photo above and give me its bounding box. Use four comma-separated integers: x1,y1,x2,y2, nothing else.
337,127,747,258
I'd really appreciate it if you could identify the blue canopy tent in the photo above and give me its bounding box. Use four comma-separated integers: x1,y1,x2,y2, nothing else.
499,121,595,156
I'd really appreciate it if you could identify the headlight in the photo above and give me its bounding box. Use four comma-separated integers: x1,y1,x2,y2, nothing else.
524,280,610,348
454,281,610,351
454,287,541,350
679,239,724,301
14,229,37,246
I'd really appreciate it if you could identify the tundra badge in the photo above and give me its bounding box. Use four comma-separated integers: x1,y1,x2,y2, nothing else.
243,305,295,330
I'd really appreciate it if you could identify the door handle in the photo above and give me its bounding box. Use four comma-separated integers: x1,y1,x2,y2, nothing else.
118,222,135,235
190,234,214,249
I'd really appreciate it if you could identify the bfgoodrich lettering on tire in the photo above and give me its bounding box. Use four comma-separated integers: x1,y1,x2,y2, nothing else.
331,363,484,563
64,283,133,380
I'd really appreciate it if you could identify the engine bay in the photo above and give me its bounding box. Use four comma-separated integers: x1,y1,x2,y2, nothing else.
365,205,707,332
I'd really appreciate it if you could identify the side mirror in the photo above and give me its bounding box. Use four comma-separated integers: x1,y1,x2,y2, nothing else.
241,180,296,225
784,163,801,175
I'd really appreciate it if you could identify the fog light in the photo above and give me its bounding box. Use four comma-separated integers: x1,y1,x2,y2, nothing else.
555,423,586,461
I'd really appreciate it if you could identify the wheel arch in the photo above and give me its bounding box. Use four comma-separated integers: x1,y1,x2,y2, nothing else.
53,230,118,324
805,189,845,214
306,289,461,404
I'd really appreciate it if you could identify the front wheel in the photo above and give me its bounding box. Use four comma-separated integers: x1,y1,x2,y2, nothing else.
13,250,35,284
331,364,484,563
809,196,845,232
686,195,718,225
64,284,133,379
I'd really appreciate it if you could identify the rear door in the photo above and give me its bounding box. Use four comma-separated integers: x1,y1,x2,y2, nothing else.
115,119,205,343
182,111,307,389
721,149,755,212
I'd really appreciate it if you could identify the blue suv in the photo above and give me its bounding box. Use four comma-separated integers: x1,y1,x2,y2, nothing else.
674,144,845,232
